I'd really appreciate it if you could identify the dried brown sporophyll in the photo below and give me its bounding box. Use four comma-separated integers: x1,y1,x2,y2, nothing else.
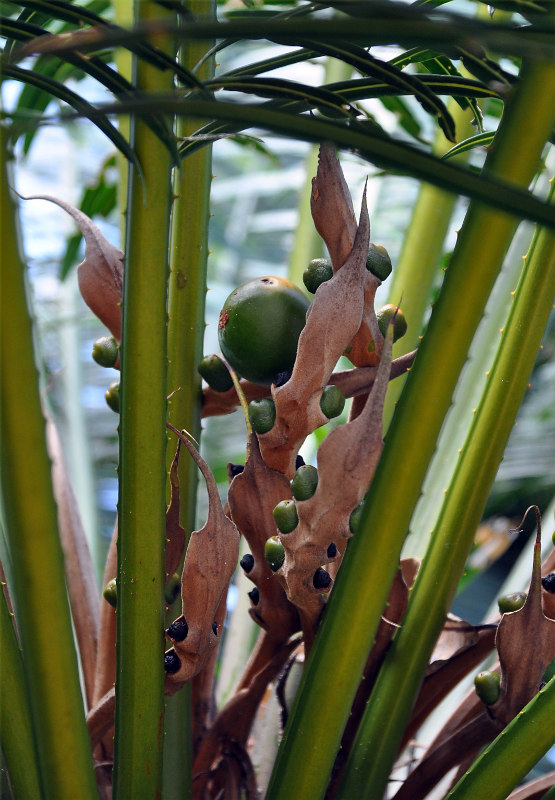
164,426,240,693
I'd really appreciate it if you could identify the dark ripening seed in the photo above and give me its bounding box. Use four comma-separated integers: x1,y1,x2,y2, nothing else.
274,371,291,387
295,454,305,469
164,651,181,674
327,542,337,558
212,621,218,635
313,568,332,590
240,553,255,573
248,587,260,605
229,462,245,478
167,619,189,642
542,573,555,593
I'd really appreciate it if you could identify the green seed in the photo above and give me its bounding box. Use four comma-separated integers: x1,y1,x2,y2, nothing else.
273,500,298,533
474,670,500,705
498,591,527,614
303,258,333,294
198,354,233,392
92,335,118,368
290,464,318,500
349,501,365,534
376,304,407,343
165,573,181,605
105,381,120,413
320,385,345,419
103,578,117,608
248,398,276,434
264,536,285,571
366,244,392,282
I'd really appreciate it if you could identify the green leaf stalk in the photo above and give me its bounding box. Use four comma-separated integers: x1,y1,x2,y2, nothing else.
113,4,175,797
336,176,555,800
0,131,98,800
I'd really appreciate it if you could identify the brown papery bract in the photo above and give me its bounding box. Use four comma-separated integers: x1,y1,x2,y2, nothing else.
164,426,240,693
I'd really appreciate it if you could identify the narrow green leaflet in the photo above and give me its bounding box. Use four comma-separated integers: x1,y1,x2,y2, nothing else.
2,64,139,165
442,130,495,159
204,75,357,119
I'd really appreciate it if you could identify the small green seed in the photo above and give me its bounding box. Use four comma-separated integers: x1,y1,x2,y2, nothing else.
105,381,120,413
376,304,407,343
248,398,276,435
103,578,117,608
290,464,318,501
165,573,181,605
320,385,345,419
273,500,299,533
366,244,392,282
474,670,500,706
303,258,333,294
349,502,364,534
198,354,233,392
92,336,118,368
265,536,285,572
498,591,527,614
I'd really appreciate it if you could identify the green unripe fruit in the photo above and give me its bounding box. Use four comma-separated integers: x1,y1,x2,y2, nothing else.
165,573,181,605
376,304,408,343
105,381,120,413
103,578,117,608
290,464,318,500
320,385,345,419
218,276,309,385
366,244,392,282
198,354,233,392
498,591,527,614
349,501,365,534
474,670,500,706
273,499,299,533
248,398,276,435
303,258,333,294
264,536,285,572
92,335,118,368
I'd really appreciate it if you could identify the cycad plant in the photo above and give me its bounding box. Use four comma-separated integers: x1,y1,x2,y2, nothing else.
1,1,555,799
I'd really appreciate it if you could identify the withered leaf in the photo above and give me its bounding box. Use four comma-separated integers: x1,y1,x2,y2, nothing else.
260,187,370,476
227,434,300,639
310,142,357,271
494,508,555,724
20,194,123,341
165,427,240,692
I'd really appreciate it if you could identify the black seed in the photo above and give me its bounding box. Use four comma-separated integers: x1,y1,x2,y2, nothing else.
313,568,332,590
167,619,188,642
274,371,291,387
164,651,181,674
248,587,260,605
541,572,555,593
327,542,337,558
240,553,255,573
212,621,218,635
295,454,305,469
229,462,244,478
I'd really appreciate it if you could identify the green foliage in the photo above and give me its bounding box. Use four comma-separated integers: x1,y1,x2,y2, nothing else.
1,1,555,798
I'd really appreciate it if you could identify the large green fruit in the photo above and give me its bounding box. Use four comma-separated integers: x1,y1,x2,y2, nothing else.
218,276,309,385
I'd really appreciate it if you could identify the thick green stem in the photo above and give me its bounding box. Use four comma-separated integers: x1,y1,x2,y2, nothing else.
337,177,555,800
1,583,43,799
163,2,216,797
0,132,98,800
112,5,175,797
265,46,555,800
